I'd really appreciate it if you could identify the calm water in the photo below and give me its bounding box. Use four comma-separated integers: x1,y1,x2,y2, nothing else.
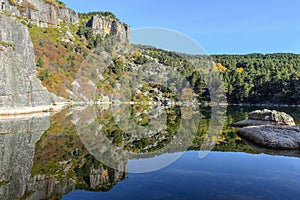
64,152,300,200
0,105,299,200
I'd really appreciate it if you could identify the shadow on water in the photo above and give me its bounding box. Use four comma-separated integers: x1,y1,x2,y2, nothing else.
0,105,299,199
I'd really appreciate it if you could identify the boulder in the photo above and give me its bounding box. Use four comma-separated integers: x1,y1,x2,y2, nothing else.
234,109,295,127
234,109,300,150
237,125,300,150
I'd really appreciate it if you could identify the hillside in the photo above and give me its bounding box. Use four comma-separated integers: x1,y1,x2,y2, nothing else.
1,0,299,105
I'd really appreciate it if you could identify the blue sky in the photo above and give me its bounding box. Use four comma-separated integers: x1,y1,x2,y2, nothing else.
63,0,300,54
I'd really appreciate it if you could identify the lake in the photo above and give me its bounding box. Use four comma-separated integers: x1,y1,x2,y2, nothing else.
0,105,300,200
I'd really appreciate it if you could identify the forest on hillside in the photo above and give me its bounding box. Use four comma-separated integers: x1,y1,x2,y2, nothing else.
26,13,300,105
212,53,300,104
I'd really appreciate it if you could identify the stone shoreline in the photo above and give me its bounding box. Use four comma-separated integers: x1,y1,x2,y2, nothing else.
0,102,69,117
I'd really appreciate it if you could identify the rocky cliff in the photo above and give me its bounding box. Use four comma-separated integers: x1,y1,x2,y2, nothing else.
0,14,53,112
0,0,78,27
0,1,129,42
86,15,130,42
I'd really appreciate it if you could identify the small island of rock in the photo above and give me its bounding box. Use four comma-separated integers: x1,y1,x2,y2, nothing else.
234,109,300,150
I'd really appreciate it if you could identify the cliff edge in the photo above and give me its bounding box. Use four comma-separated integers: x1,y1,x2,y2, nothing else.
0,14,58,114
0,0,78,27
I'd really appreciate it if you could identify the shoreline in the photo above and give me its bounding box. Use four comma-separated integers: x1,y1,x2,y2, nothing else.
228,103,300,107
0,101,299,117
0,102,69,117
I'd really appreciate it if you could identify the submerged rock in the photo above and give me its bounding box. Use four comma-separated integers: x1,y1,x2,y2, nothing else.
237,125,300,150
234,109,295,127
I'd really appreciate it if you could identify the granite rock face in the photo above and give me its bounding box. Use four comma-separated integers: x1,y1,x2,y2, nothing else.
234,109,295,127
0,0,78,27
237,125,300,150
0,14,52,109
86,15,130,43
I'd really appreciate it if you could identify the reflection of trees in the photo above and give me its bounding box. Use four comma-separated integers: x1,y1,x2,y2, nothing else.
73,104,198,162
32,109,128,193
1,106,298,199
0,110,127,200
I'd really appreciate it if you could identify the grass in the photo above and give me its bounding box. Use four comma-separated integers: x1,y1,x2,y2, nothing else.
45,0,66,9
0,41,16,51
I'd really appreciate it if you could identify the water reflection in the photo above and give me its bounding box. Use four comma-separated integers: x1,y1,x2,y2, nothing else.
0,113,51,200
0,106,299,199
72,104,200,173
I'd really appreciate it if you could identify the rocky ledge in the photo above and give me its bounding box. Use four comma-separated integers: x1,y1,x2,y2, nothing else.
235,109,300,150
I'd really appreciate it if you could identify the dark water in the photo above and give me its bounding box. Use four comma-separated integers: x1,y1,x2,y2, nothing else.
0,105,299,200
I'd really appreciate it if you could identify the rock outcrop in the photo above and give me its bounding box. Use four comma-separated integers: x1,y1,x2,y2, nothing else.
1,0,78,27
237,125,300,150
0,0,128,42
234,109,300,150
86,15,130,43
233,109,296,127
0,14,53,112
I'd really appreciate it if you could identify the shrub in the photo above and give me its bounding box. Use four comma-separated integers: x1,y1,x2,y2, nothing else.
27,23,33,28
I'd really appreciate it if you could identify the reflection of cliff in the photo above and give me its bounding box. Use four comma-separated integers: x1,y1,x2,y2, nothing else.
0,114,50,200
31,109,127,198
1,106,296,199
0,110,127,200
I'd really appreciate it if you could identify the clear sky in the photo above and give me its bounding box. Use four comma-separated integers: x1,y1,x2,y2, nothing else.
63,0,300,54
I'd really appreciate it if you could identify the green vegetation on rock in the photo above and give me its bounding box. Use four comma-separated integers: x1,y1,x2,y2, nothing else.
0,40,15,51
79,11,119,21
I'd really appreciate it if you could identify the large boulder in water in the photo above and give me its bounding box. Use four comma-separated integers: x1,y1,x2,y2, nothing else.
234,109,299,150
237,125,300,150
233,109,295,127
